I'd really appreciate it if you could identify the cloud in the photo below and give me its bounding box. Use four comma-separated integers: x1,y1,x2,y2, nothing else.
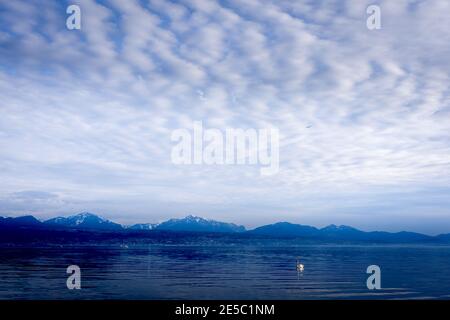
0,191,64,215
10,191,59,201
0,0,449,232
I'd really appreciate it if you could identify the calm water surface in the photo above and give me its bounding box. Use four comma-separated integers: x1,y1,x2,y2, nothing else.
1,244,450,299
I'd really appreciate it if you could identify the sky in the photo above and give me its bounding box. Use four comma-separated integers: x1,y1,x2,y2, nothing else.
0,0,449,234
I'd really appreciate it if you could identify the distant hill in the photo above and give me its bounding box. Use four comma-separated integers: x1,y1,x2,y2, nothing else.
436,233,450,242
250,222,319,237
44,212,123,231
156,215,246,233
0,215,44,228
250,222,433,242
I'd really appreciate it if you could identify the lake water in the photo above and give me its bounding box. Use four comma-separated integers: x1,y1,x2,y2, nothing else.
1,243,450,299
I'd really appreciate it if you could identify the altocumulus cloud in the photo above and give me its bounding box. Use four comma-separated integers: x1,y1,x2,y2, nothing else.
0,0,449,233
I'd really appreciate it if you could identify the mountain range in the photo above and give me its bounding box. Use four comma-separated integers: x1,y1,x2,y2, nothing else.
249,222,431,242
0,212,449,243
0,212,246,234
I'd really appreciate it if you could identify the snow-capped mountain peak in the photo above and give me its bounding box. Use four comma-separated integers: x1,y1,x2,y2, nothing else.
127,223,159,230
44,212,123,230
156,215,246,233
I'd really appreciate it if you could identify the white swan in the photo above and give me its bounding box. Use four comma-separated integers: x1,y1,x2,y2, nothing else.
296,258,304,272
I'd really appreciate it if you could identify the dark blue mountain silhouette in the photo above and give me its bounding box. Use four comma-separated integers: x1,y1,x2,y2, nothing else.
249,222,319,237
250,222,432,242
0,215,43,228
318,224,431,242
436,233,450,242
